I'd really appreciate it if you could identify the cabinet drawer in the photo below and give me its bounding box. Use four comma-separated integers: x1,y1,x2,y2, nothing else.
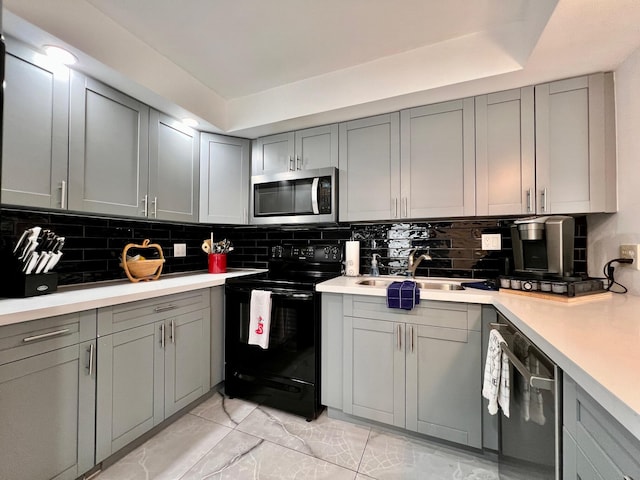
0,311,96,366
345,295,480,331
564,375,640,478
98,289,210,335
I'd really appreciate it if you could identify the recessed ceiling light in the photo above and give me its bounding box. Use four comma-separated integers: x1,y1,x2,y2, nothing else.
181,118,199,128
43,45,77,65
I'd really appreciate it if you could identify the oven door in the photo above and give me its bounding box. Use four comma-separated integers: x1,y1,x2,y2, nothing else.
224,285,320,416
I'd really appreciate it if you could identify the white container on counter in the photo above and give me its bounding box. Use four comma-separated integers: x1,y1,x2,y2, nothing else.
345,241,360,277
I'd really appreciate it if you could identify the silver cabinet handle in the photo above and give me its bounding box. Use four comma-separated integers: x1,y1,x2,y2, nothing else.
289,156,294,171
397,324,402,351
623,476,634,480
87,343,95,376
142,194,148,216
154,304,177,313
243,207,248,223
152,196,158,217
59,180,67,209
403,197,408,218
170,319,175,344
392,198,398,218
23,328,71,343
526,188,532,213
541,188,547,212
411,325,415,353
160,323,165,349
296,155,302,170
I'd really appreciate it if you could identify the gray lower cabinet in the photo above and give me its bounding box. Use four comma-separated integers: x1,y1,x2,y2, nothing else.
563,374,640,479
199,133,250,224
2,37,69,209
340,295,482,448
0,311,97,480
96,289,211,463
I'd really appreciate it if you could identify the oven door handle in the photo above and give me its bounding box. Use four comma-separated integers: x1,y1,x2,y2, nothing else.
228,287,314,300
495,335,555,391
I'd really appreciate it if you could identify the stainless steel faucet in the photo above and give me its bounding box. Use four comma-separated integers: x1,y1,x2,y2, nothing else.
406,247,431,277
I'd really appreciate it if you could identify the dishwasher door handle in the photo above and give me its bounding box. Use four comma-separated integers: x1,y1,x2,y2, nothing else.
495,334,555,391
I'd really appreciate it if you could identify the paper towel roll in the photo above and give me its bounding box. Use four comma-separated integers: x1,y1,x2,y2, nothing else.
345,241,360,277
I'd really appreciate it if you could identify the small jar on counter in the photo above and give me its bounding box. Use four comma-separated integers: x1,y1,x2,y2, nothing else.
522,280,538,291
552,282,568,294
540,281,552,292
510,279,522,290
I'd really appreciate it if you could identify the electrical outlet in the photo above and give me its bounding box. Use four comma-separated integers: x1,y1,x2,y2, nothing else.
481,233,502,251
174,243,187,258
620,244,640,270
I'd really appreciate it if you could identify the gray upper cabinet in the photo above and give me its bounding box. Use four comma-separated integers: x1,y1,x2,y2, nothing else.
253,132,295,175
339,113,401,221
253,124,338,175
400,99,476,218
149,110,200,223
2,38,69,209
68,72,150,217
199,133,250,224
535,73,617,214
475,87,536,216
0,311,97,480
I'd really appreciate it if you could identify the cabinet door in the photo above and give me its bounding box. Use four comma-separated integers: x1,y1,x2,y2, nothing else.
294,124,338,170
406,325,481,448
339,113,401,221
400,98,475,218
2,40,69,209
0,342,95,480
149,110,199,222
164,308,211,417
68,72,150,217
253,132,295,175
199,133,250,224
535,73,616,214
343,316,405,427
475,88,535,216
96,322,164,463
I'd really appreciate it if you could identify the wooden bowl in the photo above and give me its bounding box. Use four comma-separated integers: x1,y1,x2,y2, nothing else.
121,239,165,282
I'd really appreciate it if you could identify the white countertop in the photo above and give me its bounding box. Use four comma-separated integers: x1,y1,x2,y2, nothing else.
0,269,265,327
317,275,640,441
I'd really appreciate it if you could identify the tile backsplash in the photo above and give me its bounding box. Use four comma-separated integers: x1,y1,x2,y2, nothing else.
0,206,587,286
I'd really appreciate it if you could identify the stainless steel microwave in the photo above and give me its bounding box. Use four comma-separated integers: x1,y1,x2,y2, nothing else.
250,167,338,225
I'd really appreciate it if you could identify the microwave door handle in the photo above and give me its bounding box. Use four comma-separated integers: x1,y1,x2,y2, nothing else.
311,177,320,214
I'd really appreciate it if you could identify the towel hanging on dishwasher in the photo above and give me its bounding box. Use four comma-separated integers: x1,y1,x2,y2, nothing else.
482,329,510,417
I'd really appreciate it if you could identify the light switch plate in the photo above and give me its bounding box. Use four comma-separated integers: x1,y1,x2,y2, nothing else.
481,234,501,251
174,243,187,257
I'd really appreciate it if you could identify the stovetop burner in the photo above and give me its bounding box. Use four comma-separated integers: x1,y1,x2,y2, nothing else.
226,244,343,290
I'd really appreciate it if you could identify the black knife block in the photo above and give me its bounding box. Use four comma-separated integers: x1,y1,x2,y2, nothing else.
0,250,58,297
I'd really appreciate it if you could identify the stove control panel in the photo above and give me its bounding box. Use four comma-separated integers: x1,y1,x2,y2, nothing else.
271,244,342,263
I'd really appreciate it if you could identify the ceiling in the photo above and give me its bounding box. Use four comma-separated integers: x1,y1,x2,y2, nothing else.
4,0,640,138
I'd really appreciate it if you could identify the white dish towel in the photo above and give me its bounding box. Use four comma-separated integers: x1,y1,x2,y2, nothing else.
248,290,272,349
482,329,510,417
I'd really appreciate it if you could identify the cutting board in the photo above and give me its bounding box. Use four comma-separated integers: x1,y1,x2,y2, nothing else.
499,288,611,303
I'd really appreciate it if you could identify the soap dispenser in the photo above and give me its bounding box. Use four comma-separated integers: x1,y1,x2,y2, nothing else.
371,253,381,277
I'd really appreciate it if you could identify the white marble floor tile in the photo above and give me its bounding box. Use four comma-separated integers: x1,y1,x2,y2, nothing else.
190,391,257,428
95,413,232,480
358,429,499,480
236,406,371,470
180,430,358,480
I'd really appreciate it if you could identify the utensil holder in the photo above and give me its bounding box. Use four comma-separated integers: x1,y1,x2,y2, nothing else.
208,253,227,273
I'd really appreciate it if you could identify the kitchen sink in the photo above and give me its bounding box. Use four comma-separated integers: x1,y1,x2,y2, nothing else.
355,278,464,290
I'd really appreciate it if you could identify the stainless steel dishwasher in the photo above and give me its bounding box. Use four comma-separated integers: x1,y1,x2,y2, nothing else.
491,313,561,480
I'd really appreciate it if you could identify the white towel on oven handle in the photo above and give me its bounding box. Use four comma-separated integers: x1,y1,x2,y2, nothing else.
482,329,510,417
248,290,272,349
